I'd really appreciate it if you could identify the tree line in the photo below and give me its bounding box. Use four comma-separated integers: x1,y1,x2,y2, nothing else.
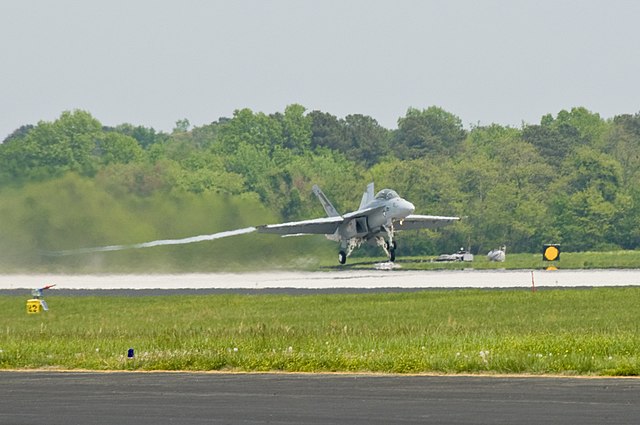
1,105,639,270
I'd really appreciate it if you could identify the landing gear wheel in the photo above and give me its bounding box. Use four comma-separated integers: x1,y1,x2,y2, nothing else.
389,248,396,262
338,251,347,265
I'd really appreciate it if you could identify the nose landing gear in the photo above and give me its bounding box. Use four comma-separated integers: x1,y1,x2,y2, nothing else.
338,250,347,265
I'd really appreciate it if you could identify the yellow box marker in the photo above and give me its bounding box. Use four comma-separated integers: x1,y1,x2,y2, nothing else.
26,299,43,314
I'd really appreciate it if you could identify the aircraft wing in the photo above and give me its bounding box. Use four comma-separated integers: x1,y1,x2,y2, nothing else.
257,205,385,236
395,214,460,231
256,216,344,235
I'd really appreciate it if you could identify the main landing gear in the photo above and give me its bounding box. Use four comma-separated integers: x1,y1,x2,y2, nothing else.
377,224,398,262
338,238,361,265
336,226,398,265
377,237,396,262
387,241,397,262
385,225,397,262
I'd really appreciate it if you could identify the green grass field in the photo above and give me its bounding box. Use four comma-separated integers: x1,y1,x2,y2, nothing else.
2,288,639,375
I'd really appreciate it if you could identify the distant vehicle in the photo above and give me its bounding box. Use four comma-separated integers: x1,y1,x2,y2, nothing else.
487,246,506,262
435,247,474,262
257,183,459,264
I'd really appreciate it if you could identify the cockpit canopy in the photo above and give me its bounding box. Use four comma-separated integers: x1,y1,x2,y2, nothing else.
375,189,399,200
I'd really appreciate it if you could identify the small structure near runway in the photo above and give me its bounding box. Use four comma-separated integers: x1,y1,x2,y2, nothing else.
435,248,474,262
542,244,560,270
542,244,561,261
26,284,55,314
487,246,506,262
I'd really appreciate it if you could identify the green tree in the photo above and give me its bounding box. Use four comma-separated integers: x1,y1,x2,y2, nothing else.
466,124,522,159
552,148,625,250
394,106,466,159
309,110,345,152
611,185,640,249
96,133,144,165
173,118,191,133
522,122,583,167
189,120,224,150
112,124,167,149
453,124,558,253
343,114,390,167
549,107,608,146
215,108,283,155
1,124,33,144
0,110,103,183
309,112,391,166
278,104,312,152
96,160,179,197
174,153,245,195
225,142,278,202
524,108,606,168
605,113,640,184
564,147,622,202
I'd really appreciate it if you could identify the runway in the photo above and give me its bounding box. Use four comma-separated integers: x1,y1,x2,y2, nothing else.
1,269,640,291
1,372,638,425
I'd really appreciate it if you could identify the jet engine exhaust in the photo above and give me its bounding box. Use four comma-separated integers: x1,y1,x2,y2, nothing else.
43,227,257,256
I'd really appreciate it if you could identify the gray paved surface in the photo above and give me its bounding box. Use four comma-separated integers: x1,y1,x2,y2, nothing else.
1,372,639,424
1,269,640,291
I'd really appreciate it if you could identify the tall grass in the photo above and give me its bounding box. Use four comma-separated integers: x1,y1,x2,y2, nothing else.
1,288,639,375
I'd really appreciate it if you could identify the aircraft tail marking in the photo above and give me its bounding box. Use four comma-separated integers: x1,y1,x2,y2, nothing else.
312,185,340,217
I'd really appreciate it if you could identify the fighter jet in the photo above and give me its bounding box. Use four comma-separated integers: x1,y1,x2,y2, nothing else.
257,183,459,264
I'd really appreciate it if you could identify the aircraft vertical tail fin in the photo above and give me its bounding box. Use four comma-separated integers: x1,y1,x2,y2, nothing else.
312,185,340,217
358,182,374,210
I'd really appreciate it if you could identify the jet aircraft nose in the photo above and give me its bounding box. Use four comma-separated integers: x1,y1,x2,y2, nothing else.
398,198,415,217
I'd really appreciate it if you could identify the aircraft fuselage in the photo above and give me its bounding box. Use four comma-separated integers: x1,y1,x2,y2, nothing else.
331,189,415,241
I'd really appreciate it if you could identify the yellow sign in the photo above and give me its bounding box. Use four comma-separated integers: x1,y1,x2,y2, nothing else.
26,299,42,314
543,244,560,261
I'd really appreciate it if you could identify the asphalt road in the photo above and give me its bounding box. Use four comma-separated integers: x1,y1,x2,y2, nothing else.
1,372,639,425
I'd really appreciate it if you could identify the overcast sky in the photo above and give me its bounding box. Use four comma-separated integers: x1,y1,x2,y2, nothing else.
1,0,639,139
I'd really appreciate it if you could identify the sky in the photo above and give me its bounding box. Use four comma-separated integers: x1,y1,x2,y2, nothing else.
1,0,639,140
